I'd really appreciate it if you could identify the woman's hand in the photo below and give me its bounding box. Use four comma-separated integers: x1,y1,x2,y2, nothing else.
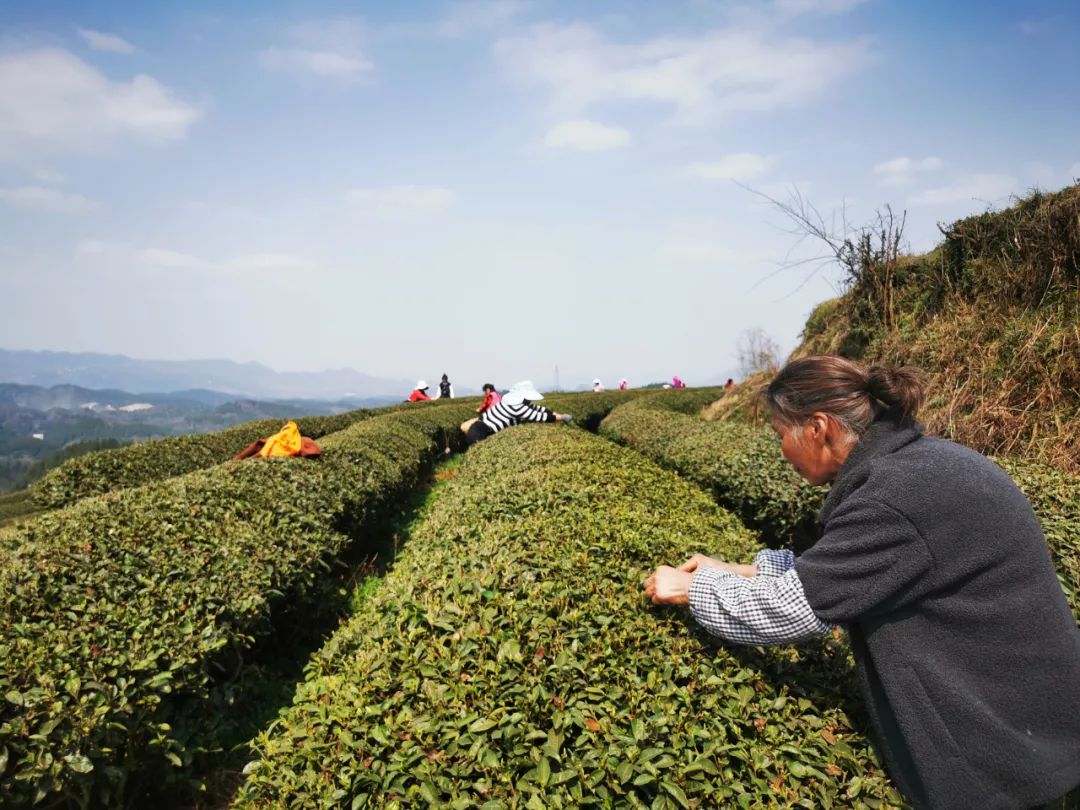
643,566,693,605
677,553,758,578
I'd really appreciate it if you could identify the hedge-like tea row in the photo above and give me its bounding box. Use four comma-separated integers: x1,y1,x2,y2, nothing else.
0,403,477,808
31,409,377,510
600,393,825,550
29,390,639,513
235,426,902,809
601,395,1080,618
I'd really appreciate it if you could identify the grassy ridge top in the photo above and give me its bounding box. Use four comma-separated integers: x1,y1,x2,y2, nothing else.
793,183,1079,471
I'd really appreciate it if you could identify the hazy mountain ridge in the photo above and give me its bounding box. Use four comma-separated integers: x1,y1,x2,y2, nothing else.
0,349,414,400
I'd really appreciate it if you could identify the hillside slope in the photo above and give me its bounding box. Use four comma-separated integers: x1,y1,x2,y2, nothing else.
791,184,1078,471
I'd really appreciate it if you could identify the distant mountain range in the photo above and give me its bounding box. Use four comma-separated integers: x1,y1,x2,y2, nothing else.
0,349,415,400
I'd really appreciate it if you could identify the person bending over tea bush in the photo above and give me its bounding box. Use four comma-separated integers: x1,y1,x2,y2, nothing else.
464,380,571,447
644,355,1080,810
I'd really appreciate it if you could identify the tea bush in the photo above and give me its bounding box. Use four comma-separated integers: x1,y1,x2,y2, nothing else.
29,391,638,512
0,403,477,808
31,410,377,510
235,427,901,809
600,393,825,550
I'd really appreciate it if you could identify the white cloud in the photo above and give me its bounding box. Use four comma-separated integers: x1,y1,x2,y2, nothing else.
78,28,136,54
33,168,66,185
346,185,457,214
684,152,776,182
438,1,530,38
909,173,1018,207
772,0,867,16
0,185,102,213
258,48,372,80
493,22,871,123
0,48,200,160
872,156,943,187
543,120,630,151
259,18,373,81
79,241,317,274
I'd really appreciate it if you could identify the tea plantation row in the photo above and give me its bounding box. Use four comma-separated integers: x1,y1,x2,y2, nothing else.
235,426,902,809
30,391,644,514
30,409,379,510
599,394,1079,618
0,404,476,807
599,393,824,551
0,391,640,808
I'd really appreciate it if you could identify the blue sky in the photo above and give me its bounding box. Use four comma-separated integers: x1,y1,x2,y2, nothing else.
1,0,1078,392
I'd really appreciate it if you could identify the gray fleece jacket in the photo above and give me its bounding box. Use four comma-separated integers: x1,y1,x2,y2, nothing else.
795,416,1080,810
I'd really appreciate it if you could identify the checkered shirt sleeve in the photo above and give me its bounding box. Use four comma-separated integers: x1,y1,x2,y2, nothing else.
688,563,833,646
752,548,797,577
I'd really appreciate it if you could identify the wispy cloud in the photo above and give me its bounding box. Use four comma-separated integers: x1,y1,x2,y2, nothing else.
259,18,373,82
543,120,630,151
438,0,531,38
493,22,871,124
772,0,868,17
0,49,200,160
79,241,316,274
684,152,776,182
78,28,136,54
0,185,102,213
873,156,943,186
909,173,1018,207
346,185,457,214
1018,15,1063,36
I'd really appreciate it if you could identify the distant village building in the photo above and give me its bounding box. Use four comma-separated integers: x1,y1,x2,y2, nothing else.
31,433,44,440
118,403,154,412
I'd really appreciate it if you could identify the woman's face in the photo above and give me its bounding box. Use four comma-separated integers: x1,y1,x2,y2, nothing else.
770,414,849,486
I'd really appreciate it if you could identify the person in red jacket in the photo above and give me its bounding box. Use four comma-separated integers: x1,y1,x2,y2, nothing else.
407,380,431,402
476,383,501,414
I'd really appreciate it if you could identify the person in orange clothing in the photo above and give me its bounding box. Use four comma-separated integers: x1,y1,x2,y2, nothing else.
408,380,431,402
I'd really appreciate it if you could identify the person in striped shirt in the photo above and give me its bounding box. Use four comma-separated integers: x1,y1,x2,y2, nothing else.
465,380,571,447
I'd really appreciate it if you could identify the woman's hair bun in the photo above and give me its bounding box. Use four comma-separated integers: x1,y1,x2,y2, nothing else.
866,365,927,419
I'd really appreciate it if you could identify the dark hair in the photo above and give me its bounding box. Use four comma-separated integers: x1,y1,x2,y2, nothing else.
482,383,495,393
766,355,927,436
442,373,449,381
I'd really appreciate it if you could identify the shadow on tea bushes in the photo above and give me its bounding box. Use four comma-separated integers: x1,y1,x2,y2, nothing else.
235,427,901,809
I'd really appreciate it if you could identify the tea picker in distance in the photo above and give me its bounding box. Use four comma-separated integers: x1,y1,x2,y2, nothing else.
407,380,431,402
643,355,1080,810
435,373,455,399
463,380,572,447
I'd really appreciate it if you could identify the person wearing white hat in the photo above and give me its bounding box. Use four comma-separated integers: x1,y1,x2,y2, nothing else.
465,380,572,447
592,378,605,392
407,380,431,402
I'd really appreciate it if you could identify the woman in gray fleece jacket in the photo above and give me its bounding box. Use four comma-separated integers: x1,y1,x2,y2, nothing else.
644,355,1080,810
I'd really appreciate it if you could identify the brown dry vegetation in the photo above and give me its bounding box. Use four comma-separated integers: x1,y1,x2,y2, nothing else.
714,184,1080,472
